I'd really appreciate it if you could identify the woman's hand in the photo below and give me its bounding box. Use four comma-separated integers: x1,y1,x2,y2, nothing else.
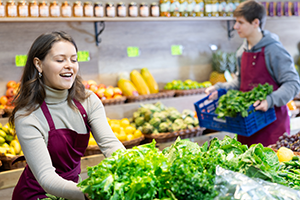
205,86,218,100
253,100,268,112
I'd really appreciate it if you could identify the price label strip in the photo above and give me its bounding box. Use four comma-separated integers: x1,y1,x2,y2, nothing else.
127,47,140,57
171,45,183,56
77,51,90,62
15,55,28,67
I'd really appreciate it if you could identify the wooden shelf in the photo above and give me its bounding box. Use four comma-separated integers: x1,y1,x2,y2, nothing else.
0,16,235,22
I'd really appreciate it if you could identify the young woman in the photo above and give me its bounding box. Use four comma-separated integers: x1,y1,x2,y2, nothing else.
205,0,300,147
10,31,125,200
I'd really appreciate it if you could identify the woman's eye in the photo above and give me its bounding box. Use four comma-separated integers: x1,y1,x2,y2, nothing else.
57,60,64,63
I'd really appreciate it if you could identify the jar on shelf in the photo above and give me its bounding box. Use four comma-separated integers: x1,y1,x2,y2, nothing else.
218,0,226,17
150,2,159,16
211,0,219,17
29,0,39,17
50,1,60,17
159,0,170,17
17,0,28,17
194,0,204,17
226,0,234,17
94,2,103,17
0,0,5,17
83,1,93,17
73,1,83,17
178,0,187,17
117,2,126,17
6,0,17,17
187,0,195,17
39,1,49,17
170,0,179,17
106,2,115,17
205,0,212,17
128,2,137,17
61,1,71,17
139,2,149,17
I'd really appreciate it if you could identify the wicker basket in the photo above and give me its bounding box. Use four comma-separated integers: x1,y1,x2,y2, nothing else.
4,106,14,117
101,96,127,106
174,88,205,97
84,136,145,156
143,126,205,143
126,91,175,103
0,155,26,170
0,109,4,118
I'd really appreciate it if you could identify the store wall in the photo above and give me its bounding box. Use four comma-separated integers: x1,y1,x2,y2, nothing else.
0,1,300,96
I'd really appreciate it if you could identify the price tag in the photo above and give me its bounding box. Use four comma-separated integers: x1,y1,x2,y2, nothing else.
77,51,90,62
171,45,183,56
127,47,140,57
15,55,27,67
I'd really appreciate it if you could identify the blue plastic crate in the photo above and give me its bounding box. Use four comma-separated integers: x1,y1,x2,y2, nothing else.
194,89,277,137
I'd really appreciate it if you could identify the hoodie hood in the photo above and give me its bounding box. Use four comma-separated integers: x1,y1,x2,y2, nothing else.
241,30,280,52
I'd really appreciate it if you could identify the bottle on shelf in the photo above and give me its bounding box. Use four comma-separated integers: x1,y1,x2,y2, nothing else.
105,2,115,17
83,1,94,17
128,2,138,17
73,1,83,17
50,1,60,17
218,0,227,17
29,0,39,17
117,2,126,17
39,1,49,17
187,0,196,17
211,0,219,17
226,0,234,16
159,0,170,17
205,0,212,17
6,0,17,17
0,0,5,17
150,2,159,16
94,2,104,17
179,0,188,16
170,0,180,17
194,0,204,17
61,1,72,17
17,0,28,17
139,2,149,17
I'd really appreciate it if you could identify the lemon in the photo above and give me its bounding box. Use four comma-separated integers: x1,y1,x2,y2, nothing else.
111,123,121,133
126,134,134,141
125,125,136,135
117,132,127,142
277,147,294,162
120,118,130,128
133,129,142,138
88,137,97,146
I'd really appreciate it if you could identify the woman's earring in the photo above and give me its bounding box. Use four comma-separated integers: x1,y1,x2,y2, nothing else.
39,72,42,78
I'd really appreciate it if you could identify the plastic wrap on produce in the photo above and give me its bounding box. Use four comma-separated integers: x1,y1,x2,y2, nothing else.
214,166,300,200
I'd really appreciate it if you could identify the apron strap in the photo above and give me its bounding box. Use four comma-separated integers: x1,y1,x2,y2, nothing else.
41,101,56,131
73,99,91,133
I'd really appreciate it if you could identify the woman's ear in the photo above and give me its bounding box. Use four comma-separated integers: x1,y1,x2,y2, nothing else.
33,57,42,73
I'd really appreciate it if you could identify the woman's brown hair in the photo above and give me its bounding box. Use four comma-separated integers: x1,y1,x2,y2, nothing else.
9,31,88,126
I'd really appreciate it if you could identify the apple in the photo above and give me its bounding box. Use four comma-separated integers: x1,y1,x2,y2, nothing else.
89,84,98,92
113,94,123,99
113,87,122,95
6,80,17,89
87,80,97,86
106,85,114,89
98,83,106,89
95,88,105,98
82,80,90,89
6,88,14,97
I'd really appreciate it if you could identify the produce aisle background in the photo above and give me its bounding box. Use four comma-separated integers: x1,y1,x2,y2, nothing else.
0,132,235,199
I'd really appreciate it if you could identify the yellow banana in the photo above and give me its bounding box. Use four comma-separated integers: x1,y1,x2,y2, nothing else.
141,68,159,94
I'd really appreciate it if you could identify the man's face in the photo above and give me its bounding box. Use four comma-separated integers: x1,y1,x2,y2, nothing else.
234,16,258,38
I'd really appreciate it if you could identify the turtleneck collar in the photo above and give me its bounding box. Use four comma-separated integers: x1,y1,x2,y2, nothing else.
44,85,68,104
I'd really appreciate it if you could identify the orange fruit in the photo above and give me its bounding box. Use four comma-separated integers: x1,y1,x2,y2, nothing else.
0,96,8,106
287,100,297,111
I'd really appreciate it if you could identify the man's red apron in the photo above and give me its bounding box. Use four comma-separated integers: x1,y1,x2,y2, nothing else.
12,99,90,200
238,47,290,147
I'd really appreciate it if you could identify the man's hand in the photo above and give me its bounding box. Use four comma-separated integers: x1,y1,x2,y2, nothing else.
253,99,268,112
205,86,218,100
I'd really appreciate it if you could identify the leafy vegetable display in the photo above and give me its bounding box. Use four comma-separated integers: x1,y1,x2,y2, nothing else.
215,83,273,118
77,136,298,200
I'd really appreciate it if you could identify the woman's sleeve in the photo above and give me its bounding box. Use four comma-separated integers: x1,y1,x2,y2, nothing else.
15,114,85,200
86,92,125,157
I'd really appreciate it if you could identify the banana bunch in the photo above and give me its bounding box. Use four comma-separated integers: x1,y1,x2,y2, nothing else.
0,122,22,156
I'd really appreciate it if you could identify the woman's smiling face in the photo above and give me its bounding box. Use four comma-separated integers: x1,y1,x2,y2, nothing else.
36,41,78,90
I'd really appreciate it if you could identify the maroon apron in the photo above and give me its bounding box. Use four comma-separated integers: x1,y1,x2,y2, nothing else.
12,99,90,200
238,47,290,147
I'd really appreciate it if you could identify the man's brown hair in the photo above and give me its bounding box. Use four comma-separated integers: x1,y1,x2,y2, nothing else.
233,0,267,29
